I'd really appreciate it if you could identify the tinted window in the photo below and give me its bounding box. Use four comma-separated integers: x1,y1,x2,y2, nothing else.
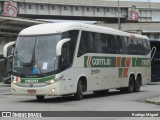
126,37,137,55
126,37,150,55
143,39,150,55
61,30,79,69
78,31,93,56
136,38,144,55
93,33,102,53
117,36,127,54
101,34,108,53
107,34,117,54
93,33,117,54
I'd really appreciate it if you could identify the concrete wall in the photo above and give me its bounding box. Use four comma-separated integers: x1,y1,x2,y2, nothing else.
17,2,126,19
98,23,160,40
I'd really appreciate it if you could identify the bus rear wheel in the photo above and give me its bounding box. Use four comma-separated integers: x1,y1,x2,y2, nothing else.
127,76,135,93
74,80,83,100
134,77,141,92
36,95,45,101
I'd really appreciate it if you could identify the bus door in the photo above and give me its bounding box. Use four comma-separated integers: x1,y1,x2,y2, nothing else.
150,41,160,82
60,40,74,93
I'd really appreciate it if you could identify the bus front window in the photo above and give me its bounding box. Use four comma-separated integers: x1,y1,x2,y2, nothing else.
13,34,62,75
35,35,62,73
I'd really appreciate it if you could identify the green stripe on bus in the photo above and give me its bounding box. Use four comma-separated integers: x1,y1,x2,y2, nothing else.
121,57,126,67
84,56,150,68
84,56,116,68
132,58,136,67
20,75,55,83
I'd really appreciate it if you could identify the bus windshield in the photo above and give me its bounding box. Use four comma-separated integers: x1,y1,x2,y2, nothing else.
13,34,62,75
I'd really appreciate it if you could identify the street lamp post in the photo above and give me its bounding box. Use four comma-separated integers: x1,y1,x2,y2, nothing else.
118,0,121,30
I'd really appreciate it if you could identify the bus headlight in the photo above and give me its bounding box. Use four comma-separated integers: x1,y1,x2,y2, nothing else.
13,80,17,84
45,75,64,84
51,88,55,93
45,80,55,84
49,80,54,84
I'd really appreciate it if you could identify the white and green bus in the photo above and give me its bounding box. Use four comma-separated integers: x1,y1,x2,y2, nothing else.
4,22,151,100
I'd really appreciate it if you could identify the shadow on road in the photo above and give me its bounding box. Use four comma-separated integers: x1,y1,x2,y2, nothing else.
18,90,147,103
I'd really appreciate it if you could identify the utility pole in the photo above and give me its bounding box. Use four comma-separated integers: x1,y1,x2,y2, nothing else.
118,0,121,30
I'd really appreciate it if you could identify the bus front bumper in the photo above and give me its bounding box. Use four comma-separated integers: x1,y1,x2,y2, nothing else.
11,83,60,96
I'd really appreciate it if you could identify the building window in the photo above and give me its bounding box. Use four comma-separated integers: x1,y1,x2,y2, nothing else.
97,8,100,12
29,4,32,9
75,6,78,11
106,8,109,12
64,6,67,10
52,6,55,10
87,7,89,11
40,5,44,10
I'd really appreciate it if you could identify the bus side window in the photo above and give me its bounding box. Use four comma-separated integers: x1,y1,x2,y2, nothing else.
78,31,93,57
101,34,108,53
143,39,150,55
94,33,102,53
136,38,144,55
122,37,127,54
62,30,79,63
127,37,137,55
107,34,117,54
116,36,124,54
61,42,71,69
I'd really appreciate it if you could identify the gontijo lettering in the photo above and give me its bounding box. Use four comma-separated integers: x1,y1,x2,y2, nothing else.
92,58,111,66
84,56,115,68
142,60,150,66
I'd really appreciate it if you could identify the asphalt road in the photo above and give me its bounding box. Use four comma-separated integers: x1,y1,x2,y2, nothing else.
0,82,160,120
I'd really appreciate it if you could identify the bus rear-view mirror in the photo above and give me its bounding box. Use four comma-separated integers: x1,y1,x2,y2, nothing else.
3,41,16,58
56,38,71,56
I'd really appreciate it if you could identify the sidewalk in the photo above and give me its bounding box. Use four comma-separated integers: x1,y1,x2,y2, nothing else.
145,82,160,105
146,97,160,105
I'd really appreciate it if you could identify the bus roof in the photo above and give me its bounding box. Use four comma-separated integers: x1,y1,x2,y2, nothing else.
19,22,149,40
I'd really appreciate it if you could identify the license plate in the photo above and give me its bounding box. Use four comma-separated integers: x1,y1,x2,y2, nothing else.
28,89,36,93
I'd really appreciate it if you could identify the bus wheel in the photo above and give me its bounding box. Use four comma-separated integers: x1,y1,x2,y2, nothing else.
127,76,135,93
134,77,141,92
74,80,83,100
36,95,45,100
93,90,109,95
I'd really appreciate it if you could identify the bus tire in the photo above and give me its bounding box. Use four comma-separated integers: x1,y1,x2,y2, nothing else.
74,80,83,100
127,76,135,93
36,95,45,101
93,89,109,95
134,76,141,92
